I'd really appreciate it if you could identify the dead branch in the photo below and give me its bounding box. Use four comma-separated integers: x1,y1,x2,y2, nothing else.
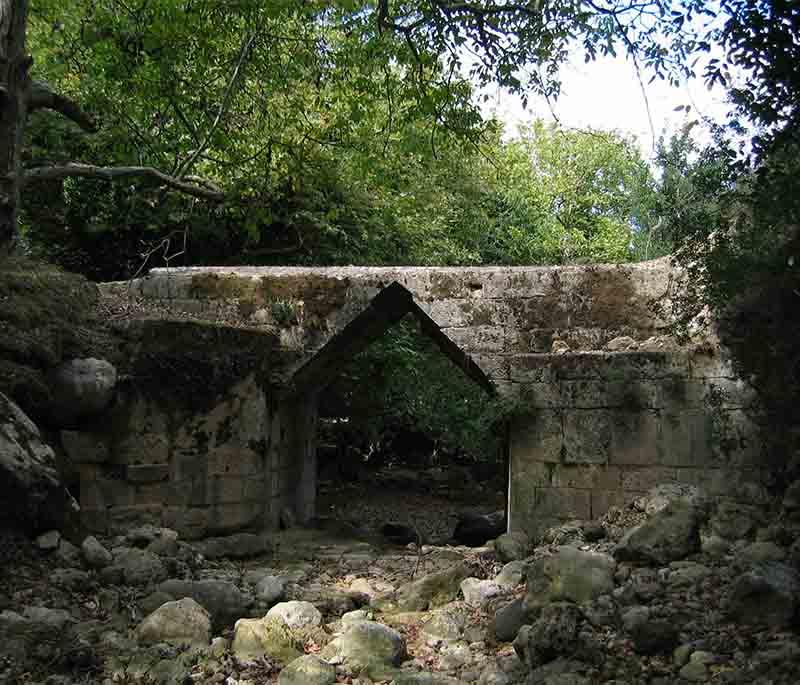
21,163,224,201
27,80,97,132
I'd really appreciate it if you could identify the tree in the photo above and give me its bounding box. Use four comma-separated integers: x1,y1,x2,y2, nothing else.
0,1,222,256
6,0,719,258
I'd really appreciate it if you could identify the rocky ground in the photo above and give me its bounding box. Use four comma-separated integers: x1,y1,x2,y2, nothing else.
2,482,800,685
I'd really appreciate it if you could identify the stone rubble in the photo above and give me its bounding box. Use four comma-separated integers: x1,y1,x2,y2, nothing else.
1,482,800,684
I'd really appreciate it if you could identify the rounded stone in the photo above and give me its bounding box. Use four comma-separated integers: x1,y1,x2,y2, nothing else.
267,601,322,630
278,654,336,685
82,536,112,568
48,358,117,424
135,598,211,647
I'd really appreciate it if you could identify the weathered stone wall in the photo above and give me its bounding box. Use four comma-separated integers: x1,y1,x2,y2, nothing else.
506,350,765,536
107,259,676,386
61,320,300,539
92,259,766,539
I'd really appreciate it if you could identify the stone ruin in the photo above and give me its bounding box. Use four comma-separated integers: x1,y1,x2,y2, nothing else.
59,258,766,540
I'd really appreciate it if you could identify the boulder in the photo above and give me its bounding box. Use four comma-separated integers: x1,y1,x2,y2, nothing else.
495,532,530,563
255,575,288,607
266,601,322,630
633,484,704,516
232,615,303,663
621,606,679,655
422,607,467,641
461,578,503,608
453,511,505,547
0,392,78,533
158,578,252,630
56,539,82,567
391,562,474,612
493,598,527,642
525,547,616,615
513,603,585,667
35,530,60,551
135,598,211,647
112,548,167,586
47,358,117,425
727,562,800,628
739,541,787,566
321,621,407,671
82,535,112,568
495,561,529,588
614,499,700,565
710,501,761,540
51,568,90,590
605,336,637,351
278,654,336,685
194,533,270,559
0,606,75,660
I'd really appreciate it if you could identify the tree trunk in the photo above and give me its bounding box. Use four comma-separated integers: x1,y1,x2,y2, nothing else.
0,0,30,257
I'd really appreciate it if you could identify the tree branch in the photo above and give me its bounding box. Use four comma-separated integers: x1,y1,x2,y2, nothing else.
21,163,224,201
27,80,98,132
175,31,258,179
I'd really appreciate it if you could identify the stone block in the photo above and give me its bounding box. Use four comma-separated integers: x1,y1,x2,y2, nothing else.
512,459,553,491
126,464,170,483
210,475,245,504
621,466,678,492
554,352,689,381
442,326,507,353
508,354,559,384
510,410,563,464
561,380,659,409
208,502,263,535
709,409,765,467
173,452,207,482
551,464,622,491
690,353,738,379
427,298,512,328
107,505,164,535
60,430,109,464
481,269,553,299
658,410,712,467
207,448,263,476
82,477,134,509
243,475,268,501
471,354,510,382
80,507,108,535
506,328,556,354
514,382,563,408
609,410,661,466
162,507,211,540
563,410,611,464
533,487,592,520
508,295,570,330
591,490,638,519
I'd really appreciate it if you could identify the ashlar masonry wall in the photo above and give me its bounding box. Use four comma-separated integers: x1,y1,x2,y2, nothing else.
63,320,310,539
507,350,766,537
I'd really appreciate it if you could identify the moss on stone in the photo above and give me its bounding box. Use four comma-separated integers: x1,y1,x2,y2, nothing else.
0,256,98,419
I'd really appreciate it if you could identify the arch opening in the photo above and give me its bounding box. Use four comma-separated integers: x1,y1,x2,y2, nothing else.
290,282,508,546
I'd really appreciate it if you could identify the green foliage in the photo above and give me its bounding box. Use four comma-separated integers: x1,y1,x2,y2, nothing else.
320,316,508,467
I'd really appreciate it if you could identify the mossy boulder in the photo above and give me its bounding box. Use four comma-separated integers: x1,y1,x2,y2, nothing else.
320,621,406,673
0,257,98,420
388,562,474,612
232,616,303,664
278,654,336,685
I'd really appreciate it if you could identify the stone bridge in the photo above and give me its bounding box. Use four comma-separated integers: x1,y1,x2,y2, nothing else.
73,260,765,540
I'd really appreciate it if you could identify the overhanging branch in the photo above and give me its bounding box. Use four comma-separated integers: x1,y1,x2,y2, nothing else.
21,163,224,201
28,80,97,132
